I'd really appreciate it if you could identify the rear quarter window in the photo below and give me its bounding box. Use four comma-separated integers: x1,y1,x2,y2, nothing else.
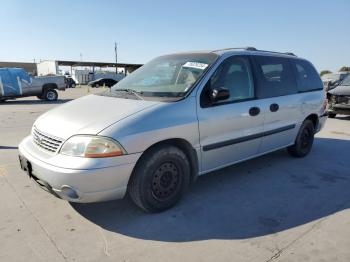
253,55,298,98
291,59,323,92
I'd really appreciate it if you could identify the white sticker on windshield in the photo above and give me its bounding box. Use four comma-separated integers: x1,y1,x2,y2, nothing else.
183,62,208,70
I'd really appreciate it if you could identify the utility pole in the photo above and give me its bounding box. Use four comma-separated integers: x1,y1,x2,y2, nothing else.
115,42,118,74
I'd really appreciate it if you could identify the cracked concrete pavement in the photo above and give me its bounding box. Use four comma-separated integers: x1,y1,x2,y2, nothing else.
0,87,350,262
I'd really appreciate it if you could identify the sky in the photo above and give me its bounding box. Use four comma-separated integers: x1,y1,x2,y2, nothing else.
0,0,349,72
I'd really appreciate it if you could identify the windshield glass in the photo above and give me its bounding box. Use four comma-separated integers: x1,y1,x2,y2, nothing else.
111,53,218,97
341,74,350,85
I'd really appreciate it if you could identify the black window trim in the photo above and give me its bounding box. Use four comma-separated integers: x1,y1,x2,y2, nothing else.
289,58,323,94
200,55,257,108
251,54,300,99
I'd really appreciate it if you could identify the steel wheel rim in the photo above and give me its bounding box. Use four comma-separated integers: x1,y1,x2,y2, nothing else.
151,162,181,201
47,91,55,100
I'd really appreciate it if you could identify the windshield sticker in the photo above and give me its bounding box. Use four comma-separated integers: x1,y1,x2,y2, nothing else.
183,62,208,70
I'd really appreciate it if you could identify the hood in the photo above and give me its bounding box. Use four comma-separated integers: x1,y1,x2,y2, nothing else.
34,94,159,140
328,85,350,96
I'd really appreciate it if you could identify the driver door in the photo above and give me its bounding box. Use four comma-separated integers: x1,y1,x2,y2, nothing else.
197,55,264,172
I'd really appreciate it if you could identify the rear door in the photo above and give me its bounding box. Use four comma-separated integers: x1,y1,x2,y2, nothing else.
197,55,264,172
252,55,300,153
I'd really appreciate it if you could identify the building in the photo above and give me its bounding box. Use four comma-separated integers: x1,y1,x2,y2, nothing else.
36,60,142,84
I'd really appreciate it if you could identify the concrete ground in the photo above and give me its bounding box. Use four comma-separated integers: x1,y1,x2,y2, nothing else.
0,87,349,262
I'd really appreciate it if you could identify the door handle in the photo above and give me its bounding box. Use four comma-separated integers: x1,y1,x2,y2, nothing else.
249,107,260,116
270,103,279,112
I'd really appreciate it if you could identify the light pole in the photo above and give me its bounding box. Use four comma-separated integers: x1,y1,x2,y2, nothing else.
114,42,118,74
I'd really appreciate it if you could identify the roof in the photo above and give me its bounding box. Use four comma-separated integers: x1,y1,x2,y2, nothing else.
210,47,297,57
55,60,143,68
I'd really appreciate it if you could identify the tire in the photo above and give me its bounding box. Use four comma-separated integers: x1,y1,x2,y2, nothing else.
328,113,336,118
287,119,315,158
128,145,191,213
43,89,58,101
95,84,99,88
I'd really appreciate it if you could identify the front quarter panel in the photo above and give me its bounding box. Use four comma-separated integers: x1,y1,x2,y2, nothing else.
98,96,200,154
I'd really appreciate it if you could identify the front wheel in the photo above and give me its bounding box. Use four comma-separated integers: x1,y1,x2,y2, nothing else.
328,113,336,118
287,119,315,158
43,89,58,101
128,145,191,213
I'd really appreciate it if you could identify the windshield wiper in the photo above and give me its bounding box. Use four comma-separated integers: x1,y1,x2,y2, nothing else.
113,88,144,100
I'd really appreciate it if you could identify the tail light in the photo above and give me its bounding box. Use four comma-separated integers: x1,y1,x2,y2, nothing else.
321,98,327,112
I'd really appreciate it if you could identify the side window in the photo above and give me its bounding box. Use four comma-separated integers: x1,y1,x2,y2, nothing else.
201,56,254,106
292,59,323,92
254,56,297,98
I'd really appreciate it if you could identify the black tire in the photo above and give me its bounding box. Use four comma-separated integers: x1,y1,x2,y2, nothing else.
43,89,58,101
128,145,190,213
287,119,315,158
328,113,336,118
0,99,7,103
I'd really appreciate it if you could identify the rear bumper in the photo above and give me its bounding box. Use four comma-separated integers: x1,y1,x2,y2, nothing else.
18,136,141,203
316,115,327,133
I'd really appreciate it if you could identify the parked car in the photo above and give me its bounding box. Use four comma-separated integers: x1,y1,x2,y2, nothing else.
65,77,76,88
87,78,118,87
327,74,350,118
18,47,327,212
321,72,350,91
0,68,66,102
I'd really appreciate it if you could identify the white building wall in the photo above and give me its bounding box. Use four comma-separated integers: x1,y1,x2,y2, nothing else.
37,61,58,76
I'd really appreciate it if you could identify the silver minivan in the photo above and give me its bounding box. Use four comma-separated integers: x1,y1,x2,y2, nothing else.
19,47,327,212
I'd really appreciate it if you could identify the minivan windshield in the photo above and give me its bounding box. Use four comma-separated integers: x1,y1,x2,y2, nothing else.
111,53,218,97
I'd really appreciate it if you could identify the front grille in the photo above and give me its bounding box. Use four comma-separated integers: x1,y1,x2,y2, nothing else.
32,127,64,153
337,96,350,104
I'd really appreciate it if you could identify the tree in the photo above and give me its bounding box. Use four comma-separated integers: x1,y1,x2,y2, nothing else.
339,66,350,72
320,70,332,77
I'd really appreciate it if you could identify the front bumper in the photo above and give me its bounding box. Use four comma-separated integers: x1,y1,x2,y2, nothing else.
327,103,350,115
18,136,141,203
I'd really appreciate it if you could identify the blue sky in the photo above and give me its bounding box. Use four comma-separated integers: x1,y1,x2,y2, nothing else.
1,0,349,72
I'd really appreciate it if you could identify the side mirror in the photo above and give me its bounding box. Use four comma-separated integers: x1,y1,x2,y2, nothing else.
210,87,230,102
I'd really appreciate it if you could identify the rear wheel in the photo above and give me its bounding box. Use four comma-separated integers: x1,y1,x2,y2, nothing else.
43,89,58,101
287,119,315,158
128,145,190,213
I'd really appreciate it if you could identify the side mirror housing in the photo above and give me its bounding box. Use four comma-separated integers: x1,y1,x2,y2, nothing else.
210,87,230,102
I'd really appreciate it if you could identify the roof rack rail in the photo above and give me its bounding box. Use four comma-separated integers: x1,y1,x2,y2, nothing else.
212,47,257,52
256,50,297,56
212,47,297,56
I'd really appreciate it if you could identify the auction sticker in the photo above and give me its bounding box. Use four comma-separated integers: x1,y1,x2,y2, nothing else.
183,62,208,70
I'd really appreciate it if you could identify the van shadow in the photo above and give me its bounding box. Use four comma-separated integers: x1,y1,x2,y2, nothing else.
1,99,72,105
71,137,350,242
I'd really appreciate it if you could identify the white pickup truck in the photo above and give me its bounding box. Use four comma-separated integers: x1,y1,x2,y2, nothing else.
0,68,66,102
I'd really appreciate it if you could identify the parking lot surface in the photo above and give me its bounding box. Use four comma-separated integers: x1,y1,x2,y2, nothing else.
1,87,350,262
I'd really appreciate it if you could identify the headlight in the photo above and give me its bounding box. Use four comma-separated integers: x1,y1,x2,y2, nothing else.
60,136,126,158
